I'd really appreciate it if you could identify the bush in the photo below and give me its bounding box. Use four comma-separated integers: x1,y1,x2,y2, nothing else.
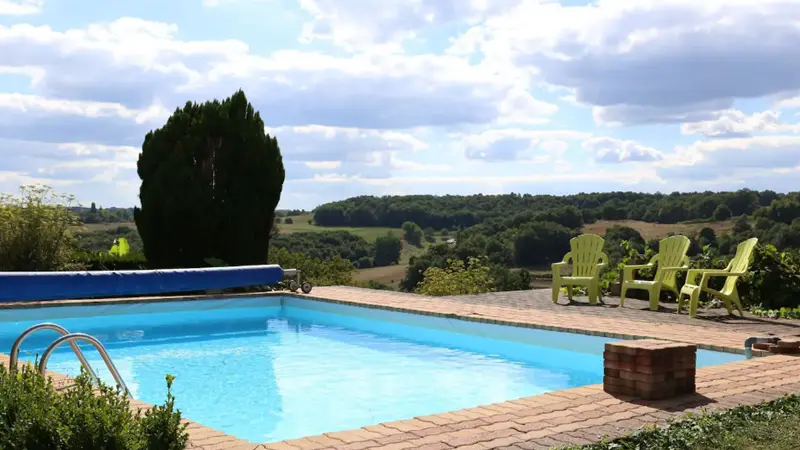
284,217,293,224
713,204,733,221
356,256,373,269
268,247,355,286
402,221,424,247
0,185,79,271
739,245,800,310
0,363,188,450
373,232,402,267
416,256,494,296
75,252,149,271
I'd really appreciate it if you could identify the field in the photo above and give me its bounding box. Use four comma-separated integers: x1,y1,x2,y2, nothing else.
584,219,734,240
74,222,137,233
277,214,402,242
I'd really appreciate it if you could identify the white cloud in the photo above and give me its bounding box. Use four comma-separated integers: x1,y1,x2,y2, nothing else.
297,0,521,51
681,109,799,138
462,128,589,162
453,0,800,125
582,137,663,163
0,18,555,130
0,0,41,15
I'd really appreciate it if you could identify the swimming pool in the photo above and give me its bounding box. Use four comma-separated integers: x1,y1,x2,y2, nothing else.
0,296,744,443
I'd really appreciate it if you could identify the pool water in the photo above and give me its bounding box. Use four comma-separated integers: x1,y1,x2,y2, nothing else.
0,297,744,443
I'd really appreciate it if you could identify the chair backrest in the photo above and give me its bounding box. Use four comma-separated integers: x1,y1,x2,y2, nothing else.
722,237,759,295
655,235,691,288
569,234,606,277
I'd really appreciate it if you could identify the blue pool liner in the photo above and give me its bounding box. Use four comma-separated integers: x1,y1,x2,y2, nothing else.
0,265,285,302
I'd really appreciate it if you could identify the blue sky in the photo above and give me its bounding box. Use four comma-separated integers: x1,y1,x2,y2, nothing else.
1,0,800,210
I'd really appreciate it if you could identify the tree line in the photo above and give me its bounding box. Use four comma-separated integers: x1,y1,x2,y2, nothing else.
313,190,791,229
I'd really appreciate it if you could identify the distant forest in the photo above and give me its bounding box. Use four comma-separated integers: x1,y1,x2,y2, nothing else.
312,190,799,229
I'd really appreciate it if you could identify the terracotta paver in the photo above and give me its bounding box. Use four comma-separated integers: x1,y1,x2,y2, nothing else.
2,287,800,449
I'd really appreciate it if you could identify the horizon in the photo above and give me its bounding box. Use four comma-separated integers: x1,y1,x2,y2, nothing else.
2,0,800,211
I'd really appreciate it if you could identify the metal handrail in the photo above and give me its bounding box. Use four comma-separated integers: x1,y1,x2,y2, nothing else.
39,333,131,397
9,323,99,382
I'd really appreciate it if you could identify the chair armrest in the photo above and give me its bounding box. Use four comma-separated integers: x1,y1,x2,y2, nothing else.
593,262,607,277
660,266,689,272
699,271,746,288
623,263,653,277
551,262,568,276
687,268,726,285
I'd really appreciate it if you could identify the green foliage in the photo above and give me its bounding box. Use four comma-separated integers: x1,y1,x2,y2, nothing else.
0,363,188,450
512,221,573,267
739,245,800,310
356,256,373,269
109,237,131,257
599,240,655,292
0,185,79,271
402,221,424,247
268,247,354,286
352,280,396,291
74,226,143,254
283,217,293,224
134,90,285,269
563,394,800,450
713,203,733,221
74,252,148,271
73,205,134,224
415,256,494,296
751,306,800,319
373,232,402,267
270,231,372,264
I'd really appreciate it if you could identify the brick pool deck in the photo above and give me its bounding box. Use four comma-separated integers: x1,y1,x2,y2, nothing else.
3,287,800,450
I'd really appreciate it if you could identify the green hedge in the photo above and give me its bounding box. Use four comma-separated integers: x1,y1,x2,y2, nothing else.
74,251,148,271
0,363,188,450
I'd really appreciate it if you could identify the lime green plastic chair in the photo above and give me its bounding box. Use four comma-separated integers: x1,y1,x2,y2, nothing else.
552,234,608,304
621,235,691,311
678,237,758,318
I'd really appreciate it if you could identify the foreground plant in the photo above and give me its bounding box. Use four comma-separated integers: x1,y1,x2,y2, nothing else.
0,363,188,450
561,394,800,450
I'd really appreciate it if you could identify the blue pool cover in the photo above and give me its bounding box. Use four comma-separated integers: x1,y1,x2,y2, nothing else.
0,265,285,302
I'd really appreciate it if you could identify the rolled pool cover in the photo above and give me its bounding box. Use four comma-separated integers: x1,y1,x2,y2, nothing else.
0,265,285,303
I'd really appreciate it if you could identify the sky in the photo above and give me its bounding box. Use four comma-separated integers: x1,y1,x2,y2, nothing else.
2,0,800,210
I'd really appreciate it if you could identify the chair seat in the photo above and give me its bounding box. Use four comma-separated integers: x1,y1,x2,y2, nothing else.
560,276,594,283
623,279,657,287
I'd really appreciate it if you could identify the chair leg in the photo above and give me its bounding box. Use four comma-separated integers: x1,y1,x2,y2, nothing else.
648,284,660,311
567,286,574,301
552,283,560,304
676,292,685,314
620,284,628,308
728,290,744,316
689,289,701,318
588,283,597,305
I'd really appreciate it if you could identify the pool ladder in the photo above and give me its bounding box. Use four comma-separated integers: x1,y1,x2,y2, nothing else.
9,323,131,397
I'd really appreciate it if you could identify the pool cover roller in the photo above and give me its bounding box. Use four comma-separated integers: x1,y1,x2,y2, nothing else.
0,264,294,302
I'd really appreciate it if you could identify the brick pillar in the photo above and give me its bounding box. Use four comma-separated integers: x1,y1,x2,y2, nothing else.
603,339,696,400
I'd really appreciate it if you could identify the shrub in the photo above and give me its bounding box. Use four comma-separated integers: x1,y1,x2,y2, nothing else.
402,221,424,247
739,245,800,310
373,232,402,267
284,217,293,224
0,185,79,271
268,247,355,285
712,203,732,221
356,256,373,269
416,256,494,296
75,252,149,271
0,363,188,450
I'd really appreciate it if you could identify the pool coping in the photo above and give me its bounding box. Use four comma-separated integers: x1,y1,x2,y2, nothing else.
3,288,798,449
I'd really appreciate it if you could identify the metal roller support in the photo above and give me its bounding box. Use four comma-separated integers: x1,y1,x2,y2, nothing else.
9,322,99,383
39,333,131,397
283,268,312,293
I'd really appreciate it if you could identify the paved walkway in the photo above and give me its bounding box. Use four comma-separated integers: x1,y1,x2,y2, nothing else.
3,287,800,450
